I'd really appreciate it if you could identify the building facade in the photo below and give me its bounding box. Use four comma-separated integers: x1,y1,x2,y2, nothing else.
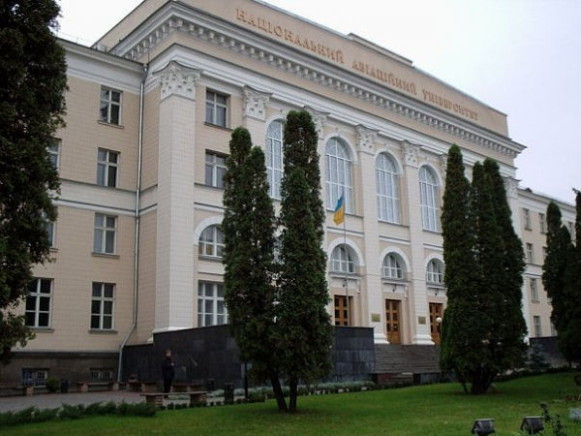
2,0,576,386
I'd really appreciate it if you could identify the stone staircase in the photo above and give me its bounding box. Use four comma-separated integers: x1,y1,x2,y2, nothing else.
373,344,441,385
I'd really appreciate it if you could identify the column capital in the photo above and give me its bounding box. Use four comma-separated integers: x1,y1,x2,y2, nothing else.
155,61,201,101
356,125,378,154
401,140,423,168
304,105,329,139
504,176,520,199
243,86,272,121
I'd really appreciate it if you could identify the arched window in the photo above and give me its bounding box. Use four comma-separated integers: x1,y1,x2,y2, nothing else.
419,166,440,232
325,138,353,213
376,153,401,223
266,120,284,199
426,259,444,285
198,225,224,258
382,253,405,280
331,245,357,274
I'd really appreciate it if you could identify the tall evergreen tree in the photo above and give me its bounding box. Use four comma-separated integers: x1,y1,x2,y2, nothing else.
222,128,286,410
0,0,67,363
277,110,332,413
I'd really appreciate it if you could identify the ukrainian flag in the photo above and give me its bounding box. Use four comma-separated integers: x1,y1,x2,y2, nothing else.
333,195,345,225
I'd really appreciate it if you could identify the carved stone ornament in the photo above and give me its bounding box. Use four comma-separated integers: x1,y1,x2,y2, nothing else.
356,125,377,154
504,176,520,198
156,61,200,101
243,87,271,121
304,105,328,139
402,140,422,167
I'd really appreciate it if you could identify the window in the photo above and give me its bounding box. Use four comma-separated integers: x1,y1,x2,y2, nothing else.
539,213,546,234
330,245,357,274
93,214,116,254
205,152,226,188
199,225,224,258
523,208,531,230
533,316,542,337
99,87,121,125
376,153,400,224
426,259,444,285
198,282,228,326
90,368,114,382
97,149,119,187
91,283,115,330
382,253,404,280
266,120,284,199
530,278,539,302
42,211,56,248
419,166,440,232
47,138,61,170
334,295,353,326
205,90,228,127
25,278,52,328
22,369,48,387
526,243,534,264
325,138,353,213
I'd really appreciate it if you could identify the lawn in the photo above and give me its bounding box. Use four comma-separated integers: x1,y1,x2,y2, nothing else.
4,372,581,436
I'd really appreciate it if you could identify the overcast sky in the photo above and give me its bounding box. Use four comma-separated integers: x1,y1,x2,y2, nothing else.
57,0,580,204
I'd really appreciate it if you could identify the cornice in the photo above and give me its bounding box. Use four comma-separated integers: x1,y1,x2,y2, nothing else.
111,4,525,159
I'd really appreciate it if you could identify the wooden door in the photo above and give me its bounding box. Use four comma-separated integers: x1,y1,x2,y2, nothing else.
429,303,443,345
334,295,352,326
385,299,401,344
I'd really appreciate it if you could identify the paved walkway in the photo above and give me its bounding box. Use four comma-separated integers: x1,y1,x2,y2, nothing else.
0,390,150,413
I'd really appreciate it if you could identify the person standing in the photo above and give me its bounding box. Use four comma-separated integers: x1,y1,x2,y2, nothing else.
161,349,175,394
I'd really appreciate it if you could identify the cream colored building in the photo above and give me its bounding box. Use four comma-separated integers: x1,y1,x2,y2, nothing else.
3,0,574,385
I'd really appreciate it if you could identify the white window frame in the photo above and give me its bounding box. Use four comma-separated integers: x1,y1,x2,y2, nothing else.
266,120,284,199
26,278,52,328
325,138,353,213
376,153,401,224
93,214,117,254
99,87,122,125
47,138,61,170
382,253,404,280
331,245,357,274
204,151,227,188
197,282,228,326
526,243,534,264
533,315,542,337
205,90,228,127
530,278,539,302
426,259,444,285
539,213,546,234
199,225,224,258
523,208,531,230
419,166,440,232
91,282,115,330
22,369,49,387
97,148,119,188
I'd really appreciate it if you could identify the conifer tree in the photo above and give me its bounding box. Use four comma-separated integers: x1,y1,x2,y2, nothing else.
0,0,67,363
277,110,332,413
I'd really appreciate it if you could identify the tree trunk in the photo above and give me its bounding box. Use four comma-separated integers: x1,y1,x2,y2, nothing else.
288,377,298,413
270,372,287,412
470,370,494,395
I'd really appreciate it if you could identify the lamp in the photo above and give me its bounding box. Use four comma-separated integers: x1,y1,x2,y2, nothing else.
392,284,397,292
471,419,496,435
520,416,543,434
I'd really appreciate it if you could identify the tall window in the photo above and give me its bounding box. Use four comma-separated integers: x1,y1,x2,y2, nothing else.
330,245,357,274
199,225,224,258
97,149,119,187
91,283,114,330
22,369,48,387
205,152,226,188
382,253,404,280
205,90,228,127
266,120,284,199
198,282,227,326
426,259,444,285
419,166,440,232
530,278,539,302
526,243,534,264
533,316,542,337
47,138,61,170
325,138,353,213
539,213,546,234
376,153,400,224
523,208,531,230
26,278,52,328
99,87,121,125
94,214,116,254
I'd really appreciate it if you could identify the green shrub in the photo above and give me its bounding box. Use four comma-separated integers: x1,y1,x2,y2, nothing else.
45,377,60,393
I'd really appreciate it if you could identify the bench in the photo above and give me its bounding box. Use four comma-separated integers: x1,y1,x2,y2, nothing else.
0,383,34,396
128,380,158,393
188,390,207,405
140,390,207,409
172,382,205,393
76,381,120,393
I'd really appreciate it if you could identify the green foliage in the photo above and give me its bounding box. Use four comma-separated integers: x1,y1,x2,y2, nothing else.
541,402,569,436
0,0,67,363
45,377,60,393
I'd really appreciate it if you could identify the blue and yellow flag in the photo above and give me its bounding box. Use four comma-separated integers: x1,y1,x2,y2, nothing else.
333,195,345,225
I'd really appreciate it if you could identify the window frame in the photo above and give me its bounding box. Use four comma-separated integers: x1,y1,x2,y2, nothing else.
266,120,284,200
325,138,353,214
539,212,546,234
25,278,53,328
523,208,531,230
97,148,119,188
382,253,404,280
93,213,117,255
330,245,357,275
526,243,534,264
419,166,440,232
198,225,224,259
91,282,115,330
197,281,228,327
47,138,61,171
533,315,542,337
376,153,401,224
99,87,122,125
426,259,444,285
205,90,228,127
530,277,539,302
204,151,227,189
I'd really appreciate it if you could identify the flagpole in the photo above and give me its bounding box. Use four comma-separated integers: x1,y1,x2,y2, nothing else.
342,193,349,327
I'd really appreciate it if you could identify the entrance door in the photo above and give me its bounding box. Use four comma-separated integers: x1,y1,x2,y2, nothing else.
385,299,401,344
334,295,352,326
429,303,443,345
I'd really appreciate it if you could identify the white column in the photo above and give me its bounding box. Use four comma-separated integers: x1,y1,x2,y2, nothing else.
401,141,433,345
356,125,388,343
154,62,201,333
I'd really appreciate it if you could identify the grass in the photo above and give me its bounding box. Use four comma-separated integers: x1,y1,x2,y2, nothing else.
3,372,581,436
